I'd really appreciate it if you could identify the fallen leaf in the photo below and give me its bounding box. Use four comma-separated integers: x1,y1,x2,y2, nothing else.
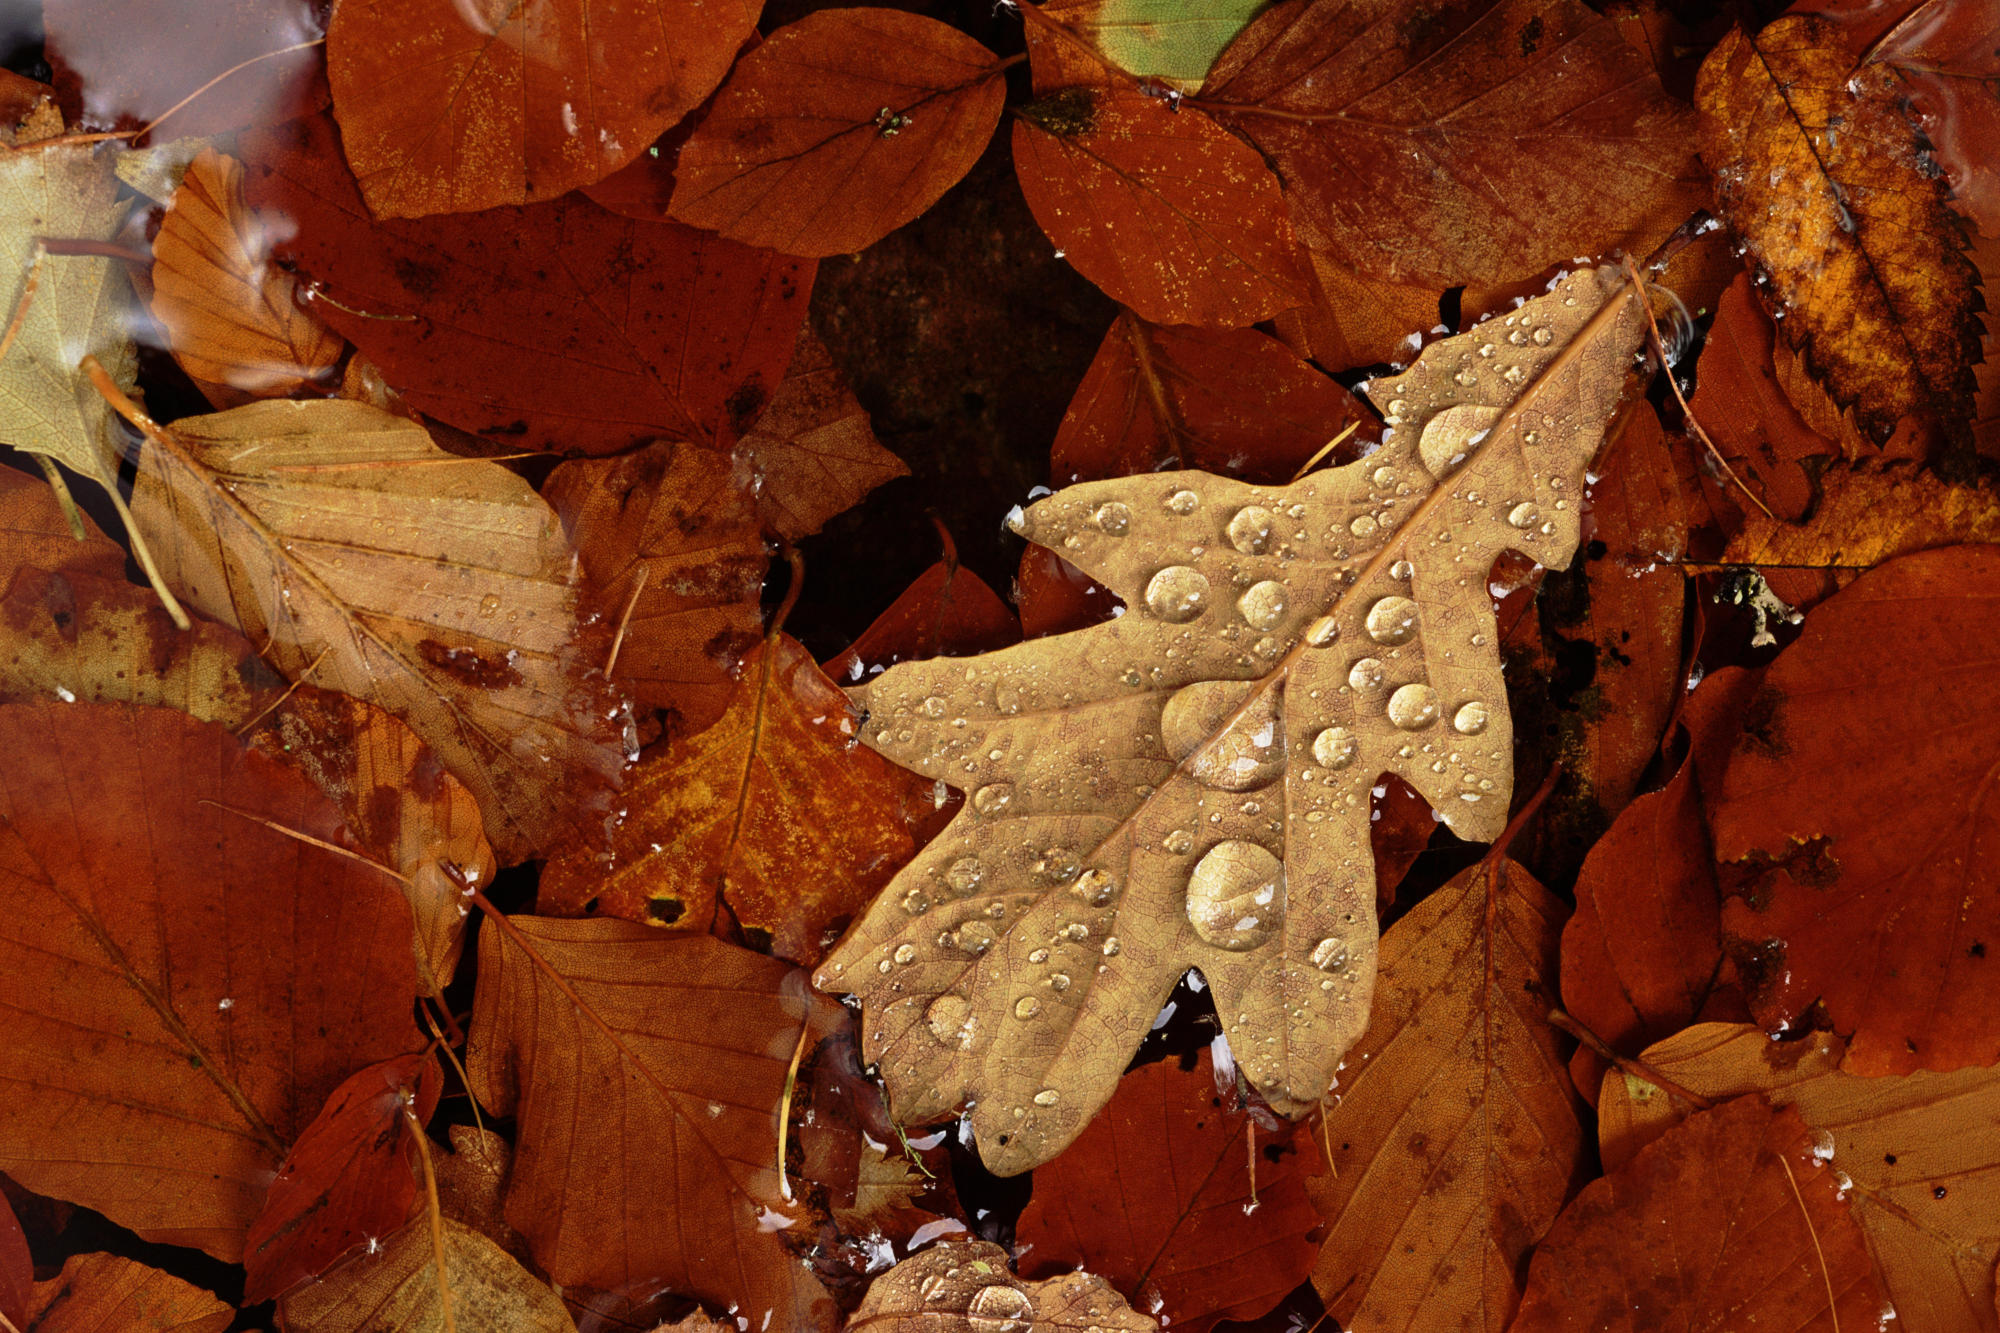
668,9,1008,257
544,442,769,735
1052,311,1371,486
0,1190,26,1332
465,921,838,1330
1708,545,2000,1074
1017,1051,1318,1333
738,326,908,540
280,1217,575,1333
1038,0,1272,89
823,549,1020,687
128,396,628,862
817,264,1647,1173
244,1052,442,1302
1011,87,1308,327
1869,0,2000,235
1695,16,1982,446
324,0,757,218
852,1239,1156,1333
0,701,421,1259
244,114,813,455
539,633,921,965
1199,0,1702,285
0,459,126,581
1310,857,1580,1332
1600,1023,2000,1333
433,1125,529,1261
1273,255,1447,374
148,148,344,401
1511,1096,1889,1332
23,1252,233,1333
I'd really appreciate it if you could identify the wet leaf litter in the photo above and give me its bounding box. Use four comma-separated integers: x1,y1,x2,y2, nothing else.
0,0,1993,1331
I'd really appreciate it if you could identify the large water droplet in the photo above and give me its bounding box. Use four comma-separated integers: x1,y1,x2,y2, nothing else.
1507,501,1540,529
1186,841,1285,952
1312,726,1357,769
1093,501,1131,535
1162,680,1285,791
1349,514,1378,538
1034,847,1079,882
1304,614,1339,647
926,994,973,1048
1032,1088,1060,1106
1164,489,1200,515
1145,566,1210,622
1452,701,1489,735
972,784,1013,816
1364,596,1419,645
1310,937,1348,972
1227,505,1276,555
1387,683,1440,730
1074,868,1118,906
1418,403,1503,479
945,856,984,893
955,921,994,954
1014,995,1043,1020
968,1283,1035,1333
1164,828,1194,854
1533,326,1554,346
478,593,502,617
1348,657,1385,690
1237,580,1287,630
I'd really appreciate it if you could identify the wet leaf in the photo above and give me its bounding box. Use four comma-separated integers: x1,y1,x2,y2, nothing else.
544,442,769,735
817,265,1649,1173
668,9,1009,258
148,148,344,402
465,922,838,1330
0,701,421,1259
1200,0,1702,285
1016,1050,1318,1333
279,1217,575,1333
851,1239,1156,1333
1511,1096,1889,1332
1868,0,2000,235
325,0,757,219
1695,16,1983,446
244,115,813,455
1708,545,2000,1075
432,1125,528,1261
739,326,908,540
1011,87,1309,327
1310,857,1581,1332
23,1252,233,1333
1601,1023,2000,1333
128,397,627,862
539,634,923,965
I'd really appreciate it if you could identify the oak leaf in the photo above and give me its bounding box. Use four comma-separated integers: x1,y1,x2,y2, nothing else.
739,326,909,540
127,397,628,861
22,1253,233,1333
1016,1051,1318,1332
279,1217,575,1333
1600,1023,2000,1333
852,1240,1155,1333
668,9,1009,258
1199,0,1702,285
0,701,421,1259
816,264,1649,1172
1695,16,1982,446
325,0,755,219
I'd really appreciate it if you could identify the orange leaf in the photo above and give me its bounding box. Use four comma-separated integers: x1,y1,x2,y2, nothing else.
0,702,422,1260
0,461,126,582
0,1190,26,1332
669,9,1008,257
741,326,909,540
1011,88,1309,327
325,0,758,218
24,1253,233,1333
824,549,1020,686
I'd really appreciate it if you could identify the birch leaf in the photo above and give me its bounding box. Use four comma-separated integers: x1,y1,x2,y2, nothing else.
815,263,1649,1173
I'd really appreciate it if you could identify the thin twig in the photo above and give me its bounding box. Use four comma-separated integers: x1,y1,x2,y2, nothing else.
1778,1152,1841,1333
134,38,327,142
1544,1008,1714,1111
1288,420,1362,484
605,564,651,679
0,241,44,364
403,1098,459,1333
78,354,195,630
776,1017,813,1203
232,644,330,735
199,799,410,883
30,453,86,541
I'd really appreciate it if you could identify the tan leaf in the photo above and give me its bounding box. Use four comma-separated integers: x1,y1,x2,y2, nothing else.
852,1240,1156,1333
127,398,628,861
432,1125,528,1260
1722,463,2000,579
25,1252,232,1333
1599,1023,2000,1333
815,264,1648,1172
279,1217,574,1333
742,326,908,541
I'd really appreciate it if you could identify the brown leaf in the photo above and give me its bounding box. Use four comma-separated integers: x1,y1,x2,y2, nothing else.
1511,1096,1889,1332
465,921,837,1330
544,443,769,735
24,1252,233,1333
432,1125,529,1261
739,326,909,539
851,1240,1156,1333
0,461,126,582
817,265,1649,1173
1271,255,1445,374
0,702,421,1259
0,1189,27,1332
1011,87,1309,327
1709,545,2000,1075
1310,857,1581,1332
1600,1023,2000,1333
540,634,922,965
1869,0,2000,236
1017,1051,1319,1333
149,148,344,401
824,551,1020,686
1695,16,1983,446
1200,0,1702,285
279,1217,575,1333
324,0,756,218
669,9,1008,257
128,397,627,862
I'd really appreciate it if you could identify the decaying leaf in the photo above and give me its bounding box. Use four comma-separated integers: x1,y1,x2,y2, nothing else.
737,326,908,540
0,702,421,1259
1695,16,1982,446
127,397,627,861
668,9,1009,257
1723,463,2000,582
852,1240,1155,1333
817,264,1649,1172
23,1252,233,1333
280,1217,575,1333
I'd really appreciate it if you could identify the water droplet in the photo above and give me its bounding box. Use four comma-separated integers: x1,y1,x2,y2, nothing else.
1034,847,1079,882
955,921,994,954
1164,489,1200,515
1507,328,1527,346
1533,326,1554,346
1501,364,1526,384
1310,937,1348,972
1186,840,1285,952
1312,726,1357,769
1387,683,1440,730
1014,995,1043,1020
1372,465,1397,486
922,695,948,718
968,1285,1035,1333
1032,1088,1060,1106
972,784,1014,816
1452,701,1489,735
1304,614,1340,647
1454,367,1478,387
1507,502,1540,529
1227,505,1275,555
1348,657,1385,690
1365,596,1419,645
1390,559,1415,580
1162,680,1285,791
901,888,930,914
1102,936,1122,956
1028,948,1050,964
478,594,502,617
1093,501,1131,535
893,943,916,964
1049,972,1071,991
1349,514,1378,538
1237,580,1287,630
1144,566,1210,622
1074,869,1117,906
945,856,984,893
1164,828,1194,854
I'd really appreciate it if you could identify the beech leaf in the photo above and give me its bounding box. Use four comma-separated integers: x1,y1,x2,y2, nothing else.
24,1252,233,1333
852,1240,1156,1333
816,264,1648,1173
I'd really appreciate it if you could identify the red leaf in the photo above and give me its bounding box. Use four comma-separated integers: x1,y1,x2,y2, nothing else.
324,0,758,218
243,1052,443,1303
244,115,813,455
1016,1052,1319,1333
1011,89,1309,327
669,9,1008,257
824,544,1020,685
0,1189,27,1333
